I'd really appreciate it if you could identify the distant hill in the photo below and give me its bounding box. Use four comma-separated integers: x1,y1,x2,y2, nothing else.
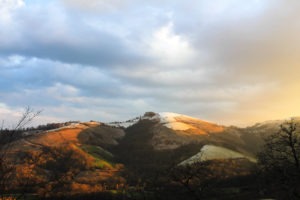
2,111,297,198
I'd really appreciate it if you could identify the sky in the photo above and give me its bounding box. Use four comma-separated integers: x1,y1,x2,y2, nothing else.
0,0,300,127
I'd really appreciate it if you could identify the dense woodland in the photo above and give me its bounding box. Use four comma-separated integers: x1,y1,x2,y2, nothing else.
0,110,300,199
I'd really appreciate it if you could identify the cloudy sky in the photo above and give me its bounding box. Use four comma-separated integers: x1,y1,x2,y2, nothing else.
1,0,300,127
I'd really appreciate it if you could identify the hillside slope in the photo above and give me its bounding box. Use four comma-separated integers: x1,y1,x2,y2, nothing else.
5,122,126,196
3,112,296,198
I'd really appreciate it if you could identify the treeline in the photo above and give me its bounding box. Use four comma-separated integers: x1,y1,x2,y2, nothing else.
26,121,80,131
1,121,80,133
0,121,80,145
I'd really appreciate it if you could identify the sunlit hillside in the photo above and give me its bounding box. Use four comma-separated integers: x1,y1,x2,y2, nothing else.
1,112,300,199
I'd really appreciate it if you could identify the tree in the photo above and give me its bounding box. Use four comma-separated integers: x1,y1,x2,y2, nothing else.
0,107,41,199
168,161,213,200
258,120,300,199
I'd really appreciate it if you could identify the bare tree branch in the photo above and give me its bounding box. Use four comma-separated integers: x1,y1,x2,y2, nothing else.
0,106,41,199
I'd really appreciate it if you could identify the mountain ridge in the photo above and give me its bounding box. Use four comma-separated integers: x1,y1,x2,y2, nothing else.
2,111,297,197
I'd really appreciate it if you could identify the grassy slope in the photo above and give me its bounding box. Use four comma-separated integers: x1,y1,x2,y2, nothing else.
80,144,115,169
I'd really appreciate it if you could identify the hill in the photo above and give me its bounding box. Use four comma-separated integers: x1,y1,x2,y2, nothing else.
4,122,126,196
1,111,296,199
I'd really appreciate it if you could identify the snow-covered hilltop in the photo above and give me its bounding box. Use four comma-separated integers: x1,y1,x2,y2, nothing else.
158,112,199,130
106,111,220,131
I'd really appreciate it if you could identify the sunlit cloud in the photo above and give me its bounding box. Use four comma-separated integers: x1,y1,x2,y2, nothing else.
147,22,197,67
0,0,300,126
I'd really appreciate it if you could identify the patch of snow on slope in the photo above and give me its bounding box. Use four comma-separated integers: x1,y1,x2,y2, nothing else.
159,112,199,122
44,123,82,133
107,112,160,128
44,122,100,133
180,145,256,165
107,119,139,128
164,122,195,131
107,113,160,128
253,117,300,128
84,121,101,126
158,112,196,131
107,112,202,129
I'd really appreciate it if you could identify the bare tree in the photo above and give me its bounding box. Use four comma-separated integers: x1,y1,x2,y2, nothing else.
258,120,300,171
258,119,300,199
169,161,212,200
0,106,41,199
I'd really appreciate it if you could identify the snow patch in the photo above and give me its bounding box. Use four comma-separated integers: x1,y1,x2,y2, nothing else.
84,121,101,126
107,112,161,128
108,116,150,128
180,145,256,165
107,120,139,128
253,117,300,127
107,112,202,130
164,122,195,131
43,121,103,134
159,112,197,131
159,112,199,122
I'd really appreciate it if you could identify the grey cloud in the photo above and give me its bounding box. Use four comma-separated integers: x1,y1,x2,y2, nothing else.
0,56,123,98
0,1,146,67
1,29,142,68
1,0,300,126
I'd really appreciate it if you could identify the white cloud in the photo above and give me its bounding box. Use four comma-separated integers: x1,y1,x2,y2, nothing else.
0,0,25,47
61,0,132,12
0,55,26,67
147,22,197,67
0,103,58,128
0,0,24,23
1,0,300,127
